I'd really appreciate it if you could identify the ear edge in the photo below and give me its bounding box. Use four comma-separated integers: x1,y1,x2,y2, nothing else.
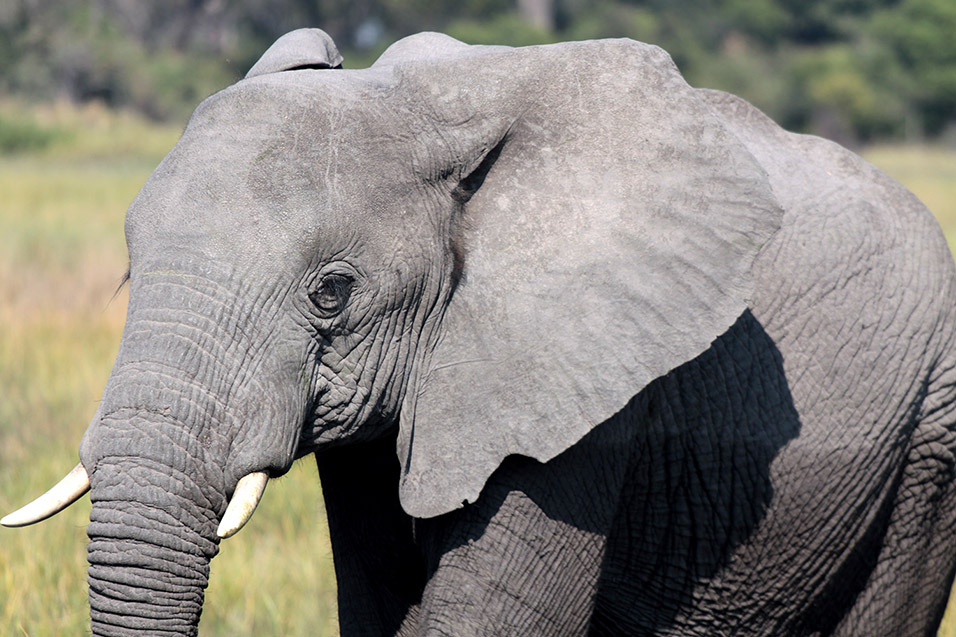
245,28,344,79
443,128,513,286
452,132,510,205
281,62,343,72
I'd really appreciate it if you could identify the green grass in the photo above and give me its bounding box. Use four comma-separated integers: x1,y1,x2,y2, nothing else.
0,103,954,635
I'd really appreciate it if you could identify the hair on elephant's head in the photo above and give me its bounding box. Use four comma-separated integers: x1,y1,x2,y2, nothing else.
4,29,782,634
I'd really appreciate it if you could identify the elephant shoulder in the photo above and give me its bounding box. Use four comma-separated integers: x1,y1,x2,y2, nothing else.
699,90,956,381
698,88,920,224
699,88,954,312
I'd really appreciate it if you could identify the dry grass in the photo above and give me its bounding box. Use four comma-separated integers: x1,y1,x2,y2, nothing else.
0,103,953,635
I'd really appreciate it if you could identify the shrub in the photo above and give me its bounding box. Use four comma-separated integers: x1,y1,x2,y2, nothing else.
0,113,65,154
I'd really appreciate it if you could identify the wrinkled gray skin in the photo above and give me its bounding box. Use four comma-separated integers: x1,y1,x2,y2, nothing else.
43,29,956,635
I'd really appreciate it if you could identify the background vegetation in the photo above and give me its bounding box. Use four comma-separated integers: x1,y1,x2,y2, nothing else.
0,1,955,634
1,0,955,145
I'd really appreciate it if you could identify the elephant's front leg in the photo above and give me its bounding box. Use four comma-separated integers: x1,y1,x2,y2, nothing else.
409,416,635,636
316,438,426,636
415,485,605,635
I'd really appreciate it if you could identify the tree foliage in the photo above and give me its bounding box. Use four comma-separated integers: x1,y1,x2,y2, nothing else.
1,0,954,142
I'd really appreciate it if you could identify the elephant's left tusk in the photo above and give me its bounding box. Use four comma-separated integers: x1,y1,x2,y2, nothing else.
1,463,91,528
217,472,269,539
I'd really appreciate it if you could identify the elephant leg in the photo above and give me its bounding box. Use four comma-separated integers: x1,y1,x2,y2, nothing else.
833,375,956,637
407,412,637,636
315,436,426,636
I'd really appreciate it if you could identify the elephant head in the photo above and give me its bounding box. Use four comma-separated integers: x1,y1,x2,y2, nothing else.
4,29,781,634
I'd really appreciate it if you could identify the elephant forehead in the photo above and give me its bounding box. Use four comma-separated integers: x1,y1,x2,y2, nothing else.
126,73,434,269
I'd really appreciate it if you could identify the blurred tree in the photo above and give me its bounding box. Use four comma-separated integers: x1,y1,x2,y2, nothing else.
723,0,791,45
0,0,953,141
789,45,903,145
446,11,553,46
871,0,956,136
518,0,555,31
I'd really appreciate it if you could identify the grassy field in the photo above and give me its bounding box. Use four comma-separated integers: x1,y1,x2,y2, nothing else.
0,102,954,635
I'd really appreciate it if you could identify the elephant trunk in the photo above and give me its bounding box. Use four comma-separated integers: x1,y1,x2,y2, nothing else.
76,274,304,634
86,459,221,636
80,354,233,637
80,322,233,636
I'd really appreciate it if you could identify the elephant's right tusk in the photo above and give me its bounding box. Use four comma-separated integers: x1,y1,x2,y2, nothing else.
217,472,269,539
1,463,91,528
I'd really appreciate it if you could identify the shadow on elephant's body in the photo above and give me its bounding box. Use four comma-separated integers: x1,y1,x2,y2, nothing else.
406,310,828,633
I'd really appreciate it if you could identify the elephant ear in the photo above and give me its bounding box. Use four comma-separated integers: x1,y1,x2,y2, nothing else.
245,28,343,78
373,31,510,66
395,38,783,518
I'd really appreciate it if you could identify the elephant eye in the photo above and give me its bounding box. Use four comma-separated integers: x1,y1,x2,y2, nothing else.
309,273,353,318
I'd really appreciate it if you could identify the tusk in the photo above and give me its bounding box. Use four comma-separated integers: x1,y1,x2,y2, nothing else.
217,472,268,539
2,463,91,528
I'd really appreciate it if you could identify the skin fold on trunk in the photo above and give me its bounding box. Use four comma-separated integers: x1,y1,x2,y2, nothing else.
80,325,234,635
86,457,222,636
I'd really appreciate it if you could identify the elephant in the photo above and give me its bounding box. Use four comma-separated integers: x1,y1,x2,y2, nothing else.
4,27,956,636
